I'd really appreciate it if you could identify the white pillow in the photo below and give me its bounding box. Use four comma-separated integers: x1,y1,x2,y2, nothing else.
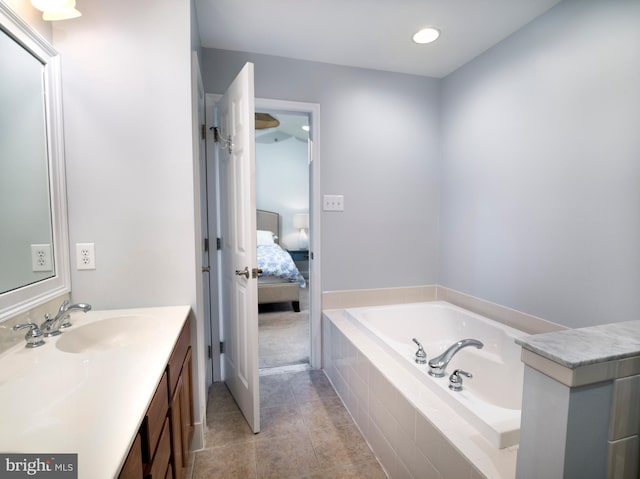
257,230,276,245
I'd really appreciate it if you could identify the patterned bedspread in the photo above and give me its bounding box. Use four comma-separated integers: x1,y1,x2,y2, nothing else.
257,244,306,287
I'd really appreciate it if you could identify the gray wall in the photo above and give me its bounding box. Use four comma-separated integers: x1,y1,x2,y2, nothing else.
203,0,639,329
256,136,309,250
202,49,441,291
439,0,640,327
53,0,197,310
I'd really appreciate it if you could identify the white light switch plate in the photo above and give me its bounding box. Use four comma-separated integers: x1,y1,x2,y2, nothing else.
323,194,344,211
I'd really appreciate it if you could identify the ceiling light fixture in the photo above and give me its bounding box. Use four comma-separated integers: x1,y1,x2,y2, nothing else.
412,27,440,44
31,0,81,21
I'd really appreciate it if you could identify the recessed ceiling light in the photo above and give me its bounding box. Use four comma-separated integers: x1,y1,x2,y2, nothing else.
412,27,440,44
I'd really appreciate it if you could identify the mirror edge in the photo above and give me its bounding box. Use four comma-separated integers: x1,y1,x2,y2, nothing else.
0,2,71,322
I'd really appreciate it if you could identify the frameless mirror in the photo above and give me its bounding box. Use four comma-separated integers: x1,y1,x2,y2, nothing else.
0,3,70,321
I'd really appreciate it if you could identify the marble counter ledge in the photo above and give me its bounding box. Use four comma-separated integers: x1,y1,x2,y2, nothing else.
516,320,640,369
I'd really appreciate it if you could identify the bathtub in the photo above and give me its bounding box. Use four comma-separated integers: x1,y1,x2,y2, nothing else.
343,301,526,449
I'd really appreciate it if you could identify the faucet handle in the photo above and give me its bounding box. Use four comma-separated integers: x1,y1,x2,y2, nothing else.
412,338,427,364
57,299,70,315
41,313,62,337
448,369,472,391
13,322,45,348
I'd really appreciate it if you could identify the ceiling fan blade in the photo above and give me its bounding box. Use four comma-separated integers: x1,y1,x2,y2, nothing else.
255,112,280,129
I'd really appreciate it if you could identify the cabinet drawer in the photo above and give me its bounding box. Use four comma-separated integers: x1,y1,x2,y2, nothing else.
167,319,190,397
145,417,171,479
119,433,143,479
141,372,168,463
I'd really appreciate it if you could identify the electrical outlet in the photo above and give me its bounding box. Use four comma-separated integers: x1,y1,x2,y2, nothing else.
323,194,344,211
76,243,96,270
31,244,53,272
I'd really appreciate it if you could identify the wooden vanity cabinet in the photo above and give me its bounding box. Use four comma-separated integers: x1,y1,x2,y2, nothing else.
118,318,193,479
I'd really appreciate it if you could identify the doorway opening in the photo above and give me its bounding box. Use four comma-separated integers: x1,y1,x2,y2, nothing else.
204,93,321,390
255,109,311,374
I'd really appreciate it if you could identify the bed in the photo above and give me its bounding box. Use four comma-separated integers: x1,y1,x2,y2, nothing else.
256,209,306,312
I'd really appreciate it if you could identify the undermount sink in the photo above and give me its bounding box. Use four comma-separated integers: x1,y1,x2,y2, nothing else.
55,315,156,353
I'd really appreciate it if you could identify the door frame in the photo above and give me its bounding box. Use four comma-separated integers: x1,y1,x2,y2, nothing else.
190,52,207,451
204,94,321,378
205,93,222,382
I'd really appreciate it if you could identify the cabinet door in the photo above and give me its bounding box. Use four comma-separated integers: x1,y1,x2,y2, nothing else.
180,348,194,463
170,373,184,479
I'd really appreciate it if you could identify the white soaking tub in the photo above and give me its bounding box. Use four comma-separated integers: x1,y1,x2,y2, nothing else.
343,300,526,448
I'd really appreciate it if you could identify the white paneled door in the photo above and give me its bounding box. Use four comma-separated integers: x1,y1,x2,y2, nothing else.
217,63,259,433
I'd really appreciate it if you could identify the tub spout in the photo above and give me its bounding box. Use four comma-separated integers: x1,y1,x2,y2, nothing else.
428,339,483,377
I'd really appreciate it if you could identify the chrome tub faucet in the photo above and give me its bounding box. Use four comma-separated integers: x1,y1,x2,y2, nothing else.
41,300,92,337
428,338,483,377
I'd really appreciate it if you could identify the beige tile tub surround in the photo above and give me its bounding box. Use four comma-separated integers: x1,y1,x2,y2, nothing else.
322,285,563,335
323,309,518,479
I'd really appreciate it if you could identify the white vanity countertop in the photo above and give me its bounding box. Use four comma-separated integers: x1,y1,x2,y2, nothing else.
0,305,190,479
516,319,640,368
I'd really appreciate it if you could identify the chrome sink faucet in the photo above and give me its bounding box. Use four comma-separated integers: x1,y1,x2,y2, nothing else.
41,300,92,337
428,339,483,377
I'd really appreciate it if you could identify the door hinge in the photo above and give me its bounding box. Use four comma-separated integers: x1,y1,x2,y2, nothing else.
201,124,206,140
219,341,224,354
204,237,209,252
208,345,212,359
217,238,222,250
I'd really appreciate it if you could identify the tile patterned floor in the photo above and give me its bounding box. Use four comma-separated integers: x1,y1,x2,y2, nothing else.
192,370,387,479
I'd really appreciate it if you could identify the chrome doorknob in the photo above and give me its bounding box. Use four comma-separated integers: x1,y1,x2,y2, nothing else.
235,267,250,278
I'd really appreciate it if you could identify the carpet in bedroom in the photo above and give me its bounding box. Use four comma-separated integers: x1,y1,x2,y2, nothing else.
258,287,309,369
